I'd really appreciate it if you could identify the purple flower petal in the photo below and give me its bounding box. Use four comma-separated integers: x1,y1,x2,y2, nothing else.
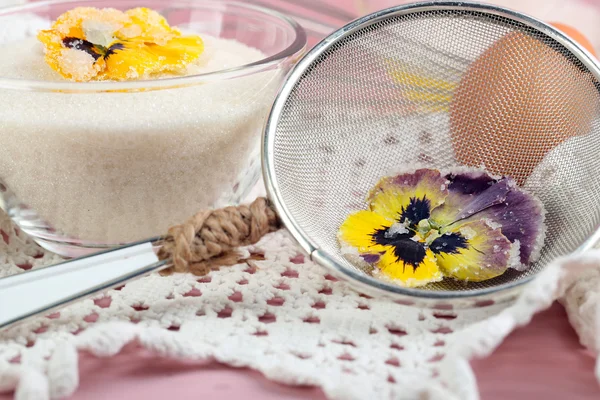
361,253,382,264
432,168,545,268
473,188,545,266
453,179,512,221
446,169,498,194
430,170,511,225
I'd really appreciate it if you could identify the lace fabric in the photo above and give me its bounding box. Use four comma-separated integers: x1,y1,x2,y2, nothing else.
0,197,598,400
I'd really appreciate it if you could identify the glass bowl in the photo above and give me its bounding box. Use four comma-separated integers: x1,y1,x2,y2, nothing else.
0,0,306,257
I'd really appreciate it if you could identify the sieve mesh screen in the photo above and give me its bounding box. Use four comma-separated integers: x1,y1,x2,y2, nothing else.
267,6,600,295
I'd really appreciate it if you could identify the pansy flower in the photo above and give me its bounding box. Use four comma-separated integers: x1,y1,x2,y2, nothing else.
37,7,204,82
338,167,545,288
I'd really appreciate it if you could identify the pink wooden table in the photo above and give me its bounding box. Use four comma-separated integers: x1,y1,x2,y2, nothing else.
2,303,594,400
64,303,600,399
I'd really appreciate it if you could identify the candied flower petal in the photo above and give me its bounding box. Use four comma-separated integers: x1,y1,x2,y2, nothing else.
37,7,204,82
338,166,545,288
374,248,443,288
470,188,545,267
337,210,392,255
367,168,448,225
123,7,171,40
430,170,511,226
432,219,512,281
100,36,203,80
432,169,545,267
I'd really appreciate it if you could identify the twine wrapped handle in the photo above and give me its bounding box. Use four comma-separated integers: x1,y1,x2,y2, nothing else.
157,197,281,276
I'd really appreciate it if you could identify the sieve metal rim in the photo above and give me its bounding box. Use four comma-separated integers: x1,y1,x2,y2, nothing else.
262,1,600,300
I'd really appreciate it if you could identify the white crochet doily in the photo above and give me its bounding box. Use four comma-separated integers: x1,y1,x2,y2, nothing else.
1,196,599,400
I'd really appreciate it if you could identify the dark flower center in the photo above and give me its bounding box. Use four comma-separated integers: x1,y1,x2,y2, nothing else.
372,229,426,271
372,221,470,272
400,196,431,226
430,233,469,255
63,37,125,62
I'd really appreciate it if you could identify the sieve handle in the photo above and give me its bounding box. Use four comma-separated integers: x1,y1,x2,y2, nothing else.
0,240,168,330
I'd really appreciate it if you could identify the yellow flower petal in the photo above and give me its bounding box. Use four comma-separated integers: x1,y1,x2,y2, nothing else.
146,35,205,66
37,29,64,74
375,248,443,288
37,6,204,82
40,7,128,39
337,210,392,255
433,220,512,282
122,7,173,43
101,36,204,81
367,168,448,224
100,42,158,80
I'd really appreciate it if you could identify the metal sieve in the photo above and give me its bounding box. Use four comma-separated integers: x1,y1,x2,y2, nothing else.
262,1,600,306
3,1,600,330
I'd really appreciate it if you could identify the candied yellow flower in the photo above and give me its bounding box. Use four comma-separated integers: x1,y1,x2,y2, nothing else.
37,7,204,82
337,168,546,288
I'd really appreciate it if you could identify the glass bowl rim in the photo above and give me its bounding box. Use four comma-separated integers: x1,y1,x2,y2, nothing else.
0,0,307,93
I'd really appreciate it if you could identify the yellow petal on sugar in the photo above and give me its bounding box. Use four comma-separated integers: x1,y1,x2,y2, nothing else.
100,35,204,81
122,7,173,43
37,6,205,82
146,35,205,66
37,29,64,73
48,7,128,37
98,42,150,80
